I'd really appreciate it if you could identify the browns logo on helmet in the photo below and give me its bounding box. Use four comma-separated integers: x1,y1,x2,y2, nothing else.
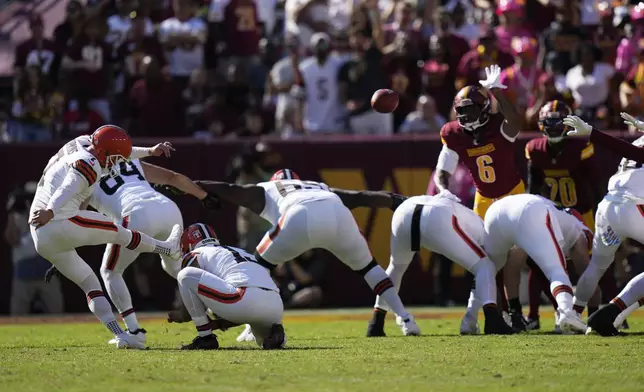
538,100,572,143
453,86,492,140
270,169,300,181
180,223,220,255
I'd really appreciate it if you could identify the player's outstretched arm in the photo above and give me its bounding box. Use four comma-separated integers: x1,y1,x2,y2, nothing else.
131,142,175,159
195,181,266,215
141,162,208,200
330,189,406,211
565,115,644,163
479,64,521,138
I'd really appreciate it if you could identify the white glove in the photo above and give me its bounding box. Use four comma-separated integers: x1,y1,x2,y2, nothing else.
436,189,461,203
564,115,593,136
478,65,507,90
621,112,644,132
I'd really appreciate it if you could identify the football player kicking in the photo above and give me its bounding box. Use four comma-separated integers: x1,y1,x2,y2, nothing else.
482,193,592,334
176,223,285,350
29,126,182,349
366,191,517,336
196,169,421,336
563,113,644,324
435,65,525,332
524,100,606,330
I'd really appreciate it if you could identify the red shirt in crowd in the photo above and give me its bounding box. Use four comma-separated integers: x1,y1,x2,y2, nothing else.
422,60,456,119
209,0,261,57
14,37,58,77
65,34,112,98
63,107,105,136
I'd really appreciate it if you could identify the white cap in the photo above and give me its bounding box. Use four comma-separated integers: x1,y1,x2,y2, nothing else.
310,32,330,49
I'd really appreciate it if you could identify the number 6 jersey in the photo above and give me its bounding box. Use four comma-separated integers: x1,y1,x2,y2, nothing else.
257,179,339,225
89,159,168,222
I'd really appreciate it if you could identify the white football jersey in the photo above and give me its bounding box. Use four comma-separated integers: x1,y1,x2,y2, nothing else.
604,135,644,203
552,208,588,255
158,17,206,77
106,15,155,56
299,55,345,133
31,137,104,221
258,180,339,224
89,159,168,222
183,245,279,291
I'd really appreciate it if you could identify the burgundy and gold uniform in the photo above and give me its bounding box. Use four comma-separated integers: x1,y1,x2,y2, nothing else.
526,136,597,230
208,0,261,57
441,112,524,218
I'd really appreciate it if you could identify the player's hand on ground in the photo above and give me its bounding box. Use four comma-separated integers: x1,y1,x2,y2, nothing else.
564,115,592,136
149,142,175,158
44,265,61,283
620,112,644,131
478,65,506,90
202,194,221,210
29,209,54,228
436,189,462,203
167,305,192,323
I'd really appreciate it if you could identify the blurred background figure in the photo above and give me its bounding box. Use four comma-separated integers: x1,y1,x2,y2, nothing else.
4,182,63,315
8,64,53,142
398,95,445,133
273,249,326,308
494,0,536,54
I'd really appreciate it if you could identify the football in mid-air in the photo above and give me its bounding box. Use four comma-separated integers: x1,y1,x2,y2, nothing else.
371,89,399,113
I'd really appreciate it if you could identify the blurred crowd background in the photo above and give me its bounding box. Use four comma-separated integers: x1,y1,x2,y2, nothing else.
4,0,644,314
3,0,644,141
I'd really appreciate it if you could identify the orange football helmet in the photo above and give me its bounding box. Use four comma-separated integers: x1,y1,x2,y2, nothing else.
90,125,132,176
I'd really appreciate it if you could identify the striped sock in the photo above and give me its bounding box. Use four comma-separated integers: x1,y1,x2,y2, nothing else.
107,320,124,336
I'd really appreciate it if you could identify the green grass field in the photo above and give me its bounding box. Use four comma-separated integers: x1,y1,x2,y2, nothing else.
1,307,643,392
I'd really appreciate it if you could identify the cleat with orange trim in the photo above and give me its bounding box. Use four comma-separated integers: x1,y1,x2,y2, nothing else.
181,334,219,350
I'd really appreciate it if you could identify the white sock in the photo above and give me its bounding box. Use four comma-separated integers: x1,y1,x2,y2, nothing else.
465,289,482,319
78,275,124,336
373,262,409,312
575,255,612,307
551,283,574,313
116,226,173,256
614,302,640,328
364,264,410,319
471,258,497,307
102,269,139,331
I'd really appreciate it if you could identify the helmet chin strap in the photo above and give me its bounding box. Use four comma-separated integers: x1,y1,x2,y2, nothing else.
106,155,127,178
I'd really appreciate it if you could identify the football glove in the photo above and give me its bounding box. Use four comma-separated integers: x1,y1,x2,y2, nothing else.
202,194,221,210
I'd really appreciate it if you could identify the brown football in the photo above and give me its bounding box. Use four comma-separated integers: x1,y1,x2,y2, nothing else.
371,89,399,113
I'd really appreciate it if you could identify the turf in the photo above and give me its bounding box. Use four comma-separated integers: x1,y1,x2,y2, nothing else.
0,307,642,392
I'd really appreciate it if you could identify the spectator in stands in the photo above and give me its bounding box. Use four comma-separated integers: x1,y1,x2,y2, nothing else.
500,37,544,124
620,40,644,128
184,68,210,133
525,72,572,129
159,0,207,90
62,16,113,121
129,56,185,136
273,249,326,308
14,15,57,87
538,3,586,74
61,94,105,138
431,7,470,72
456,28,514,91
9,65,53,142
339,16,393,135
285,0,329,54
107,0,154,57
593,2,620,66
399,95,446,133
422,34,456,119
235,107,269,137
5,182,63,315
448,1,480,45
494,0,536,54
383,1,424,57
200,80,228,139
266,37,298,133
565,42,616,127
115,14,166,120
208,0,263,73
53,0,87,53
616,4,644,75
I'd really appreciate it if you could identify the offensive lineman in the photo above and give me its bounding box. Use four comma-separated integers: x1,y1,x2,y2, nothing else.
195,169,420,336
366,191,517,336
435,65,525,331
482,193,590,333
177,223,285,350
29,126,182,348
564,113,644,320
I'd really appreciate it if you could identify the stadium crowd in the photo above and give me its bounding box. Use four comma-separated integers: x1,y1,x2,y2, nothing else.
4,0,644,142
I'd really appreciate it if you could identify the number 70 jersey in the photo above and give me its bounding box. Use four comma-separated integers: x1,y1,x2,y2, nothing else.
89,159,167,221
257,180,339,225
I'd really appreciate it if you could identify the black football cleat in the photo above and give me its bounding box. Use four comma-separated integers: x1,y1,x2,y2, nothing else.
484,310,520,335
587,304,621,337
262,324,286,349
181,334,220,350
509,311,528,331
620,319,630,330
366,309,387,337
525,317,540,331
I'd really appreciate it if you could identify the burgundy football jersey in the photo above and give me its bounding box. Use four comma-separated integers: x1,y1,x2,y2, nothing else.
440,113,522,198
66,35,112,98
525,137,598,214
209,0,260,57
14,38,58,76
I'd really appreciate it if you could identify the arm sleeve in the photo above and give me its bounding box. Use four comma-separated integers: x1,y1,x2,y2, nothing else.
45,169,89,214
589,128,644,163
131,146,151,159
436,144,459,175
194,181,266,215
